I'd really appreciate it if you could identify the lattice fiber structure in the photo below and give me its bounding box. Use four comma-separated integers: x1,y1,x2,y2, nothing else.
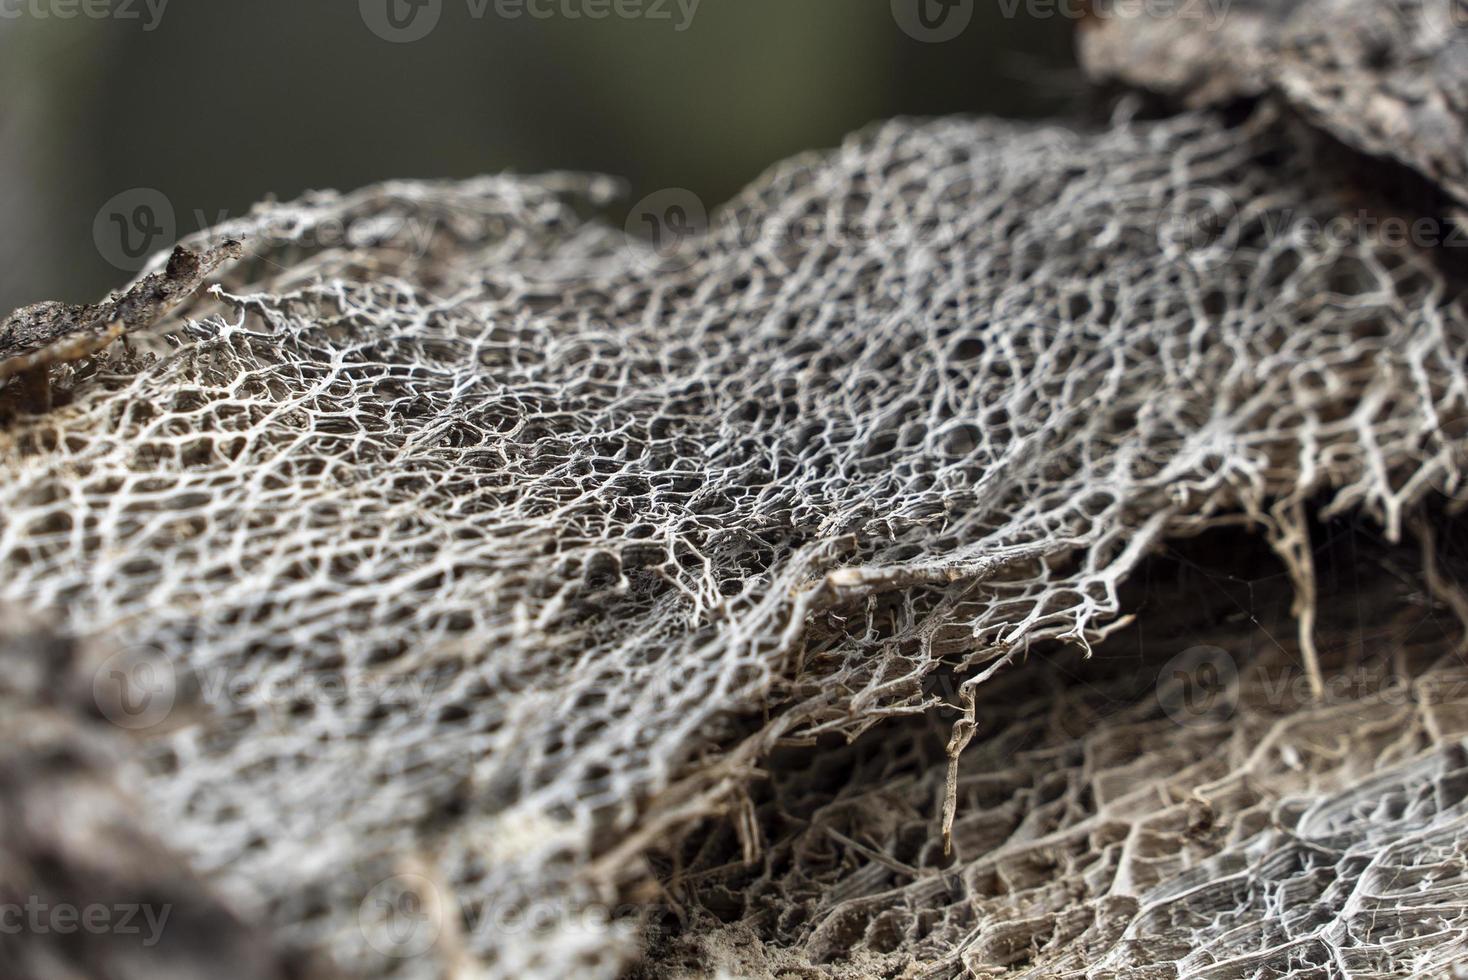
639,528,1468,978
2,14,1468,977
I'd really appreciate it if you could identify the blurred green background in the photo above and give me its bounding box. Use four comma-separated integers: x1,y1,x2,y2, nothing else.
0,0,1079,314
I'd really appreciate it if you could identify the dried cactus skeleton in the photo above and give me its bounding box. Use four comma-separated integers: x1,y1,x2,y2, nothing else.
2,3,1468,978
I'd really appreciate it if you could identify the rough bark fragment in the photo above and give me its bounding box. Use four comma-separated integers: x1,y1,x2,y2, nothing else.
1081,0,1468,207
0,240,242,383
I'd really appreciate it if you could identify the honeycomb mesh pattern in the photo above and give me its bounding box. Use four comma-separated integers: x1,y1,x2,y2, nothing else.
641,532,1468,978
1,101,1467,977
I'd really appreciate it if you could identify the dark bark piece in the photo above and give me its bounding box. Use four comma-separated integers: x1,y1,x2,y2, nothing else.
1081,0,1468,207
1080,0,1295,104
0,239,243,383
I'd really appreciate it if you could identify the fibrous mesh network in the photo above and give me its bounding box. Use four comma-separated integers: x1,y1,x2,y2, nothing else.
639,527,1468,978
2,21,1468,978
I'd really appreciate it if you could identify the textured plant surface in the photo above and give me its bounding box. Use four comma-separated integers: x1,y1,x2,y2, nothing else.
2,8,1468,975
640,529,1468,978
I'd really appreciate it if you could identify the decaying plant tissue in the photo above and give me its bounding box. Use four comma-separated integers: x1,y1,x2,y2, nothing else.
2,2,1468,978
